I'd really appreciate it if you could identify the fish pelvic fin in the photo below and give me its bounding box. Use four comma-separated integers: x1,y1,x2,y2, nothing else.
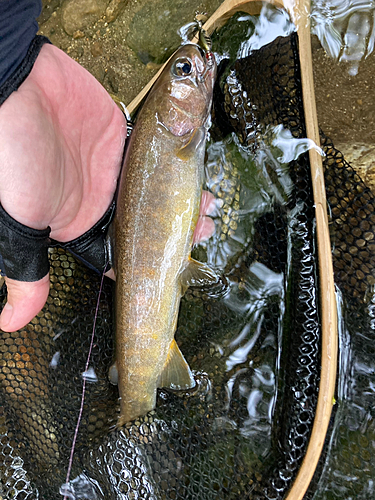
180,257,219,291
158,339,195,390
177,127,206,161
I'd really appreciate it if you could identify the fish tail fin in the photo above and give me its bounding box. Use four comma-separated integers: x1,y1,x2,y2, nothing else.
158,339,195,390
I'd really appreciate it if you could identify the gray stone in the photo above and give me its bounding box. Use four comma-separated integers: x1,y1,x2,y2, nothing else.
105,0,128,23
39,0,62,26
126,0,222,64
91,41,104,57
61,0,108,36
105,68,119,93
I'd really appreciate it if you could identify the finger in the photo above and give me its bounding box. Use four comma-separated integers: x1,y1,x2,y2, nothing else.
104,268,116,281
193,215,216,244
200,190,216,216
0,274,50,332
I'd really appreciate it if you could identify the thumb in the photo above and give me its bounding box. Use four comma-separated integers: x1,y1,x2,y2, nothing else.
0,274,50,332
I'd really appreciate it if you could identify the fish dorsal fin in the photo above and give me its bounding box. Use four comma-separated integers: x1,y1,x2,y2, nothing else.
158,339,195,390
180,257,219,290
177,127,206,161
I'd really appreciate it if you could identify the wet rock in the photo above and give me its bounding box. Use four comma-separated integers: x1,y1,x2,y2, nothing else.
61,0,108,36
105,0,127,23
59,38,70,50
91,41,103,57
89,64,106,84
68,45,85,60
73,30,85,39
96,65,106,83
337,142,375,193
126,0,222,64
106,68,119,93
75,46,85,58
39,0,62,26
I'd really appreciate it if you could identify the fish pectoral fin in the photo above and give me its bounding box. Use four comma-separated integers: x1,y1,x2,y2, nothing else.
158,339,195,390
180,257,219,290
177,127,206,161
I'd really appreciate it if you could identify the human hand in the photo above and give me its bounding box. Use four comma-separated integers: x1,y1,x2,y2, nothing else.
0,43,126,332
0,44,215,332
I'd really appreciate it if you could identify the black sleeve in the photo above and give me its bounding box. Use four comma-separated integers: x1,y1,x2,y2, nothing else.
0,0,42,87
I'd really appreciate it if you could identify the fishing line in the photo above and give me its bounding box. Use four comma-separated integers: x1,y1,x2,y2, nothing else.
62,264,108,500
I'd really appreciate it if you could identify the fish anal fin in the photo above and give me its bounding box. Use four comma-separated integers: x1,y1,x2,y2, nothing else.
158,339,195,390
180,257,219,290
177,127,206,161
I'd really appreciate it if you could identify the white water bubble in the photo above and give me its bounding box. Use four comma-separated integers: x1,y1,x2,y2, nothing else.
50,351,60,369
60,473,104,499
270,124,324,164
82,366,98,383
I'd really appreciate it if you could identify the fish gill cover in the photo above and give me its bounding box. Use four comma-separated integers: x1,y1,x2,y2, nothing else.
1,5,375,500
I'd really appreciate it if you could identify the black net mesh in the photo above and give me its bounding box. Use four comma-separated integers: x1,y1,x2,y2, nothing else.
305,137,375,499
1,7,375,500
212,30,321,500
0,248,117,499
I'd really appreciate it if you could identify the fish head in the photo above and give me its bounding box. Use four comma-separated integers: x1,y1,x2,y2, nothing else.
152,43,217,137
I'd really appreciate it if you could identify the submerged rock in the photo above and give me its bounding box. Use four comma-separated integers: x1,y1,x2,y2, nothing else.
38,0,62,25
61,0,108,36
105,0,127,23
336,142,375,193
126,0,222,64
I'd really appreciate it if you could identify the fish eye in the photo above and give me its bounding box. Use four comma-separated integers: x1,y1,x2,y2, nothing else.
172,58,193,77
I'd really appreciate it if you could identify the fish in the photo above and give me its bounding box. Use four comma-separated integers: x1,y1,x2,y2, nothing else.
110,42,217,426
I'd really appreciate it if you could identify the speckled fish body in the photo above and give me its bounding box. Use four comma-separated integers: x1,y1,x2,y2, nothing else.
112,44,216,426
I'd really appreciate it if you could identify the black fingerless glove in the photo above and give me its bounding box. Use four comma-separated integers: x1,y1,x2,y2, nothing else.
0,203,114,281
0,204,51,280
50,202,115,275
